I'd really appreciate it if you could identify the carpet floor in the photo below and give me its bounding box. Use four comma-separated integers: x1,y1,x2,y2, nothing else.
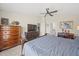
0,45,22,56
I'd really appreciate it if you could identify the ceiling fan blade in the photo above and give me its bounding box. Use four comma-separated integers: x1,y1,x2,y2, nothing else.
50,10,58,13
48,13,53,16
46,8,50,14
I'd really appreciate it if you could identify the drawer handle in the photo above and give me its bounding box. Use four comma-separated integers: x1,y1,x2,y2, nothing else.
5,32,7,33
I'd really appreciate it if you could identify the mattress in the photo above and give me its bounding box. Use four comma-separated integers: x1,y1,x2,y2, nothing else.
22,35,79,56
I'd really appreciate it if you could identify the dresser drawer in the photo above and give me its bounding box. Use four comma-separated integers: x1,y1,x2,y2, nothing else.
10,30,20,35
0,26,21,31
0,39,20,50
9,35,20,39
0,31,10,35
0,30,18,35
0,26,10,30
0,36,20,42
0,31,20,36
7,40,19,46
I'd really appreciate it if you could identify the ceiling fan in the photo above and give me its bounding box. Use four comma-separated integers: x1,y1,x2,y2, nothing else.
41,8,58,17
40,8,58,35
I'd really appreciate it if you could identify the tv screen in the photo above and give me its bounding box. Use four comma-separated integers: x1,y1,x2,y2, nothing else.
28,24,37,31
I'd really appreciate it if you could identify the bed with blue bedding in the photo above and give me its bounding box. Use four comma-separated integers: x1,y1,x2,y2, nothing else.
22,35,79,56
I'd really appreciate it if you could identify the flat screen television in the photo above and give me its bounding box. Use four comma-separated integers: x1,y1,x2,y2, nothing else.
28,24,37,32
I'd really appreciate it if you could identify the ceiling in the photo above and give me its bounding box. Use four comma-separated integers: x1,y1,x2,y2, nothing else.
0,3,79,17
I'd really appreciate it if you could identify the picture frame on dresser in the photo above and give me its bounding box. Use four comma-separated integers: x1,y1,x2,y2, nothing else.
1,17,9,25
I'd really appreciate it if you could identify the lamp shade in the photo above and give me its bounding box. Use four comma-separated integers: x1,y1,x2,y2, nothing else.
77,25,79,30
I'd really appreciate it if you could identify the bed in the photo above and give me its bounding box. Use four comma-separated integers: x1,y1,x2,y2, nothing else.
22,35,79,56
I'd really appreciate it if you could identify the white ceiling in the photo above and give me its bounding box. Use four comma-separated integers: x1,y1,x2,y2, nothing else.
0,3,79,17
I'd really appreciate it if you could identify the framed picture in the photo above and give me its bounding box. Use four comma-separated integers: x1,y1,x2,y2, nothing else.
60,21,73,29
1,17,9,25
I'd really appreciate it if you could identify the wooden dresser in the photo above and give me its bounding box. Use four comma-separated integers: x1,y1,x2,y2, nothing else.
25,31,39,41
0,25,21,51
24,24,39,41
